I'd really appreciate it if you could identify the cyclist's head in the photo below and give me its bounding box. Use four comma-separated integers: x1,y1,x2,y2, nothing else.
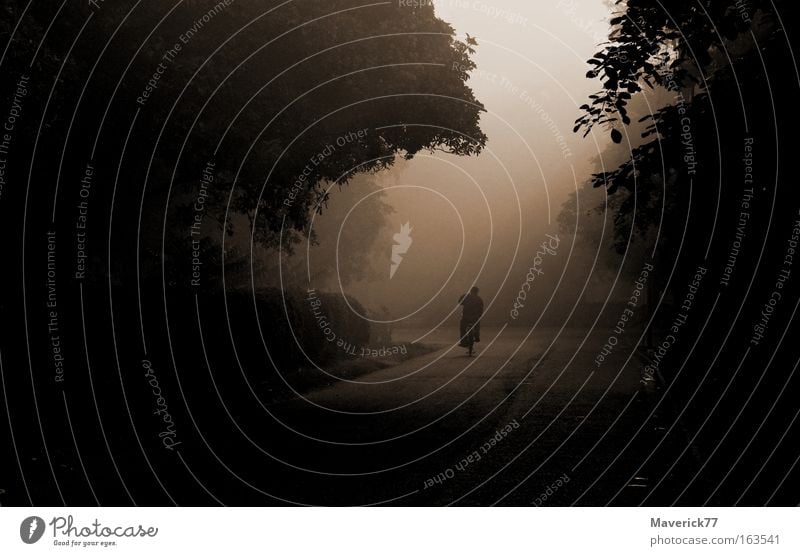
470,286,479,294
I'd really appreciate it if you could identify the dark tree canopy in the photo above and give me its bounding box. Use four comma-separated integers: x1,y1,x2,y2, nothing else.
574,0,795,252
575,0,776,139
2,0,486,253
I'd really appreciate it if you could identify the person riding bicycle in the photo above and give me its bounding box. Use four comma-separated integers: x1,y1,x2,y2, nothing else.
459,286,484,348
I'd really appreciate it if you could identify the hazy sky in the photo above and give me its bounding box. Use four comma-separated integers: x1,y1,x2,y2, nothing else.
425,0,613,212
312,1,619,324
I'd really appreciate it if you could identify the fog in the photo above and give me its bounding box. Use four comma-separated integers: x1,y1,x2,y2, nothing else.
275,0,636,327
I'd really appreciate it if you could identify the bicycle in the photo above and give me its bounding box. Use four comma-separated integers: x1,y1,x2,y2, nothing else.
460,319,479,357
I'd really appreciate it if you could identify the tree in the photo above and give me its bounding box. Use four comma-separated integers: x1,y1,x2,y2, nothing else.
569,1,800,504
2,0,487,258
575,0,773,141
573,0,794,260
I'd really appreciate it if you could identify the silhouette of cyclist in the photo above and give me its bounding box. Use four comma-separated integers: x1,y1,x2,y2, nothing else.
458,286,484,348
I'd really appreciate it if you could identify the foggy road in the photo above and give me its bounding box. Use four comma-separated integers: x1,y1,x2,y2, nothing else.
270,325,685,505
